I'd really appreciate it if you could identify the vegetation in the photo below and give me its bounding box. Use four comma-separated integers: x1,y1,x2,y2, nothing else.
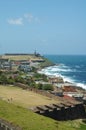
0,99,86,130
36,83,53,90
0,74,8,84
78,124,86,130
0,55,86,130
2,54,44,61
43,84,53,90
40,57,54,68
0,85,58,107
0,70,54,90
34,73,48,81
82,119,86,124
31,66,38,72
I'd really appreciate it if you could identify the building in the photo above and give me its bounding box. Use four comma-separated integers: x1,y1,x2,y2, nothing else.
18,64,31,72
48,76,64,84
0,58,12,70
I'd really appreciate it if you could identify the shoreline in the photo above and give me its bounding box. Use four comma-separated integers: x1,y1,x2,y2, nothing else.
38,64,86,90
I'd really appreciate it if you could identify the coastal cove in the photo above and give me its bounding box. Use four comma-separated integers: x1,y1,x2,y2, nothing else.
0,54,86,129
40,55,86,90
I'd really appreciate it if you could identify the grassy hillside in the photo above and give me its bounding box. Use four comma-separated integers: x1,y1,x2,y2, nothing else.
2,54,54,68
0,85,86,130
40,57,54,68
0,99,86,130
0,85,59,108
2,54,43,61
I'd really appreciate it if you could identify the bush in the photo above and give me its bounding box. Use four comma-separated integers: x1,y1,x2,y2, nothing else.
0,74,8,84
36,83,43,89
82,119,86,124
42,84,53,91
34,73,48,81
36,83,53,91
7,77,15,84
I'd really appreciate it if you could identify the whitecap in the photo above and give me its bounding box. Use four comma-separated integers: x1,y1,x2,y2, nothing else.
38,65,86,90
76,83,86,89
61,75,75,83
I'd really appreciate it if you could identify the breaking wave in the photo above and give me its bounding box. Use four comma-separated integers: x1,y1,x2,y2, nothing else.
38,63,86,89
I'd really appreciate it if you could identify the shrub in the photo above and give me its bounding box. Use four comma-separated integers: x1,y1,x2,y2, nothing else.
82,119,86,124
36,84,53,91
36,83,43,89
42,84,53,91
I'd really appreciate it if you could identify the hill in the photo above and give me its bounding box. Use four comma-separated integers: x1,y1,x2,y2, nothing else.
0,99,86,130
0,85,59,108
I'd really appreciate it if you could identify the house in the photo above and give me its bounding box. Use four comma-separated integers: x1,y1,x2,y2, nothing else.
0,58,12,70
62,83,77,92
35,81,51,85
18,64,31,72
48,76,64,84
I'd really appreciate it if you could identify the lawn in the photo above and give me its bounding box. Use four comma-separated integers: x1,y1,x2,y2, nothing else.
2,55,43,61
0,99,86,130
0,85,59,108
0,85,86,130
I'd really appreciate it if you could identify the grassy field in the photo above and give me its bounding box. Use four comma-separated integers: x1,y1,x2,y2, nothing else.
0,85,86,130
2,55,43,61
0,99,86,130
2,54,54,67
0,85,59,108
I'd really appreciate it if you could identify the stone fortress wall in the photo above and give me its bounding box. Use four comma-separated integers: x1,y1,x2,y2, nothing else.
0,119,22,130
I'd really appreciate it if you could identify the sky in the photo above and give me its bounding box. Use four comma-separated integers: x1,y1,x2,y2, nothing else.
0,0,86,55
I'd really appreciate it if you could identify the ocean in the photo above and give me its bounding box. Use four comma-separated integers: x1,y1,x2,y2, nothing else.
40,55,86,89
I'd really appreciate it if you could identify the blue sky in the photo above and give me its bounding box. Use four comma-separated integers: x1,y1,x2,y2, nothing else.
0,0,86,55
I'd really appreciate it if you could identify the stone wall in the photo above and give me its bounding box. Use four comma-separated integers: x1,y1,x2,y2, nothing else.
15,83,86,120
31,103,86,121
0,119,22,130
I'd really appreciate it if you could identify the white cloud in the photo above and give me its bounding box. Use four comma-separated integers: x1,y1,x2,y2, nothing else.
7,18,23,25
24,13,40,23
24,13,33,22
7,13,40,25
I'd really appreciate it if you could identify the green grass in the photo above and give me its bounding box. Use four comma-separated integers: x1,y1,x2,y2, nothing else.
0,99,60,130
78,124,86,130
40,57,54,68
0,99,86,130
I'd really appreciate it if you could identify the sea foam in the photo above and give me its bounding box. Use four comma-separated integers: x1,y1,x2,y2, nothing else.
38,64,86,89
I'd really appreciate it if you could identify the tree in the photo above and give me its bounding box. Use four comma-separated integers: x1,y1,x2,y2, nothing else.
42,84,53,91
7,76,15,84
0,74,8,84
36,83,43,89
